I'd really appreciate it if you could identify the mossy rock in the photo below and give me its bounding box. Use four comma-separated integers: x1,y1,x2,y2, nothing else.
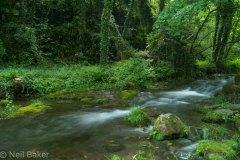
95,98,109,104
196,140,237,160
15,101,48,117
152,113,186,140
120,90,139,100
104,140,125,152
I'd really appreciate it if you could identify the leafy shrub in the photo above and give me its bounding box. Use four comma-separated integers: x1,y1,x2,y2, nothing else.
149,130,164,141
196,60,217,75
111,58,154,87
127,107,148,127
226,58,240,73
65,66,109,88
153,61,174,80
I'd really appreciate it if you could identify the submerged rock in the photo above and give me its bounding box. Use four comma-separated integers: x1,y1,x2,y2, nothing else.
104,140,125,152
152,113,186,140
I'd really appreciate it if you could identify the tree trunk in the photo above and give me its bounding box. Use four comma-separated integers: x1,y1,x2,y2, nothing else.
100,0,113,65
159,0,165,12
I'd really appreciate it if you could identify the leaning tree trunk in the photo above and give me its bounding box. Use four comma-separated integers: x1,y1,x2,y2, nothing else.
100,0,113,65
122,0,135,38
109,14,135,60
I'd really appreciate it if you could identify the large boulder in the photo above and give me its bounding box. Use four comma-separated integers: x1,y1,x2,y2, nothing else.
153,113,186,139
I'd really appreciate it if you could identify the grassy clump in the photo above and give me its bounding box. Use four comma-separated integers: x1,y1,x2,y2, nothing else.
200,108,229,122
212,95,230,106
127,107,148,127
149,130,164,141
196,140,238,160
201,124,228,140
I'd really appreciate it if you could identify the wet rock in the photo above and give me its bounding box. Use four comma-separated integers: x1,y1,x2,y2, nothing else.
104,140,125,152
153,113,186,139
227,104,240,111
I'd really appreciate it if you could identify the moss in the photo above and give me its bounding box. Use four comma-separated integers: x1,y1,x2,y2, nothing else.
95,98,109,104
196,140,237,160
120,90,139,100
80,97,93,103
15,101,48,117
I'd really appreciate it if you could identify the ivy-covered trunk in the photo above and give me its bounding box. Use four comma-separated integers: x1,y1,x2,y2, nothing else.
100,0,113,65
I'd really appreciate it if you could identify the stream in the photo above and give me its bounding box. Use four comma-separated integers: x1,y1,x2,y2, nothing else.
0,77,234,160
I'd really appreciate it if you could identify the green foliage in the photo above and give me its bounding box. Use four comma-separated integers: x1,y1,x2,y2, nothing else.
153,61,175,80
0,59,155,97
127,107,148,127
201,124,228,140
226,58,240,73
111,58,154,87
212,95,230,106
0,99,18,118
201,108,229,122
149,130,164,141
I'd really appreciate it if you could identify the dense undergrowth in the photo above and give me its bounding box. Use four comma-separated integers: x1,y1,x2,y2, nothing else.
0,58,158,98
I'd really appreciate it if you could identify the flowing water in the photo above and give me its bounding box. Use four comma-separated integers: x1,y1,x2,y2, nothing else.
0,77,234,160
